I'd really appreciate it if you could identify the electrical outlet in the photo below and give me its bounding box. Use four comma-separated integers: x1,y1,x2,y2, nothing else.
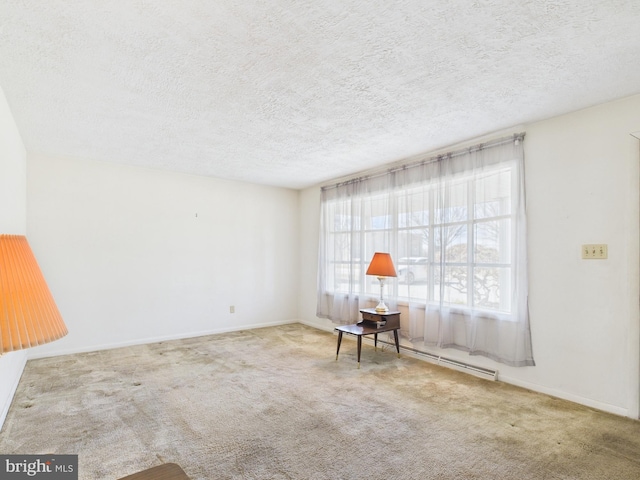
230,305,235,314
582,244,608,259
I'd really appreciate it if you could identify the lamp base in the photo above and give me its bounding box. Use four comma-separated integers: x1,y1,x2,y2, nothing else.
374,302,389,313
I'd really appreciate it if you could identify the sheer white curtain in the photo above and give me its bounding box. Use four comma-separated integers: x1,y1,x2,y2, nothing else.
317,134,534,366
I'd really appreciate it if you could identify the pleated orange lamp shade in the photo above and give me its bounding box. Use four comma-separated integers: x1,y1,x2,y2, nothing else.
0,235,68,353
365,252,397,277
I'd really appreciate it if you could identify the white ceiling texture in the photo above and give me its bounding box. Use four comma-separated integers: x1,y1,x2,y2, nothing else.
1,1,639,189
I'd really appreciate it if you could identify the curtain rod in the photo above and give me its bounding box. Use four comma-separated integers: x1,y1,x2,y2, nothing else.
322,132,525,192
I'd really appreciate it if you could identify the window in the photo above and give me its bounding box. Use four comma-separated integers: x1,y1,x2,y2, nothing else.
324,166,513,313
317,134,534,367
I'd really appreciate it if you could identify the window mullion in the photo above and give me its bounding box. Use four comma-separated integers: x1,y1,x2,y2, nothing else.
390,191,398,299
468,177,475,308
428,186,435,304
358,198,366,296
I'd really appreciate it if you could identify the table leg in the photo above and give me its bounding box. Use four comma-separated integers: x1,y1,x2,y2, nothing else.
357,335,362,369
374,333,378,351
393,329,400,358
336,331,343,360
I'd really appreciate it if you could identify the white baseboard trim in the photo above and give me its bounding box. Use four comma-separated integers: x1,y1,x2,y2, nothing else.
498,374,629,417
298,318,334,332
27,319,298,360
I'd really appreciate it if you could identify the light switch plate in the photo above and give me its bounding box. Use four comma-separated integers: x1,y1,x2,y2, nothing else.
582,244,608,259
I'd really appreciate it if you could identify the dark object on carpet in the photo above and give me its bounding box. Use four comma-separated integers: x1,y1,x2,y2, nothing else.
117,462,190,480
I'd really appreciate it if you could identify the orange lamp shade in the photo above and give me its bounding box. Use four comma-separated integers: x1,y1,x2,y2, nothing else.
366,252,397,277
0,235,68,353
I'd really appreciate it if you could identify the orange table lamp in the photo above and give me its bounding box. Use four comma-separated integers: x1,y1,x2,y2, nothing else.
366,252,397,313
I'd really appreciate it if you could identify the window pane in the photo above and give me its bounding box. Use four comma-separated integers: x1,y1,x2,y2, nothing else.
364,231,389,262
435,181,467,224
330,200,361,231
474,169,511,219
474,219,510,264
399,281,429,302
434,266,468,305
333,213,354,231
398,189,430,227
434,225,467,263
333,262,352,293
473,266,511,311
328,229,362,293
399,227,429,259
397,255,428,284
329,232,348,261
364,195,391,230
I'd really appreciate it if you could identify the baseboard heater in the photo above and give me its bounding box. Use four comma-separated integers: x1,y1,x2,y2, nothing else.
375,338,499,381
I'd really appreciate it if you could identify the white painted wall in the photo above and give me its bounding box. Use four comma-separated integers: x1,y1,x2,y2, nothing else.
523,95,640,417
0,89,26,234
0,86,28,429
299,94,640,418
26,155,300,357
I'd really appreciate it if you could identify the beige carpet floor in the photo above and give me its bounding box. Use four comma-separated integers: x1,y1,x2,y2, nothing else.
1,323,639,479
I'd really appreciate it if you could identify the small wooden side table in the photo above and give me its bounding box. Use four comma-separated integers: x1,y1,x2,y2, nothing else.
335,309,401,368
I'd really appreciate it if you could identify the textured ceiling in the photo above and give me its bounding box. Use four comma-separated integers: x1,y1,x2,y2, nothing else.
1,1,640,189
